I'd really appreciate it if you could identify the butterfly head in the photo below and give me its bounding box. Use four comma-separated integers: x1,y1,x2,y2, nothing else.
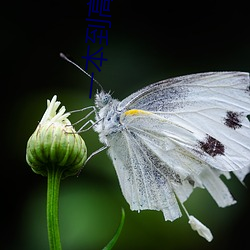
95,90,112,109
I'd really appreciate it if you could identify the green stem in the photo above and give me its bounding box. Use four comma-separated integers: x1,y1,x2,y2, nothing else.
47,165,63,250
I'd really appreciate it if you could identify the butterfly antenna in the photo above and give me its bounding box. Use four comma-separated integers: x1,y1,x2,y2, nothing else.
60,53,103,91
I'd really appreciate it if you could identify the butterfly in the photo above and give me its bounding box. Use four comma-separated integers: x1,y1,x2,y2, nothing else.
59,53,250,241
88,71,250,241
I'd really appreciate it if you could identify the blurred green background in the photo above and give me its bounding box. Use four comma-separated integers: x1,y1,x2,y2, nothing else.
2,1,250,250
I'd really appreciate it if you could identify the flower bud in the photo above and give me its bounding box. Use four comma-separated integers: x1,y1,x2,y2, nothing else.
26,95,87,178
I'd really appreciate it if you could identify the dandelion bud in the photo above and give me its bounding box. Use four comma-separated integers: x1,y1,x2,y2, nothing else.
26,95,87,178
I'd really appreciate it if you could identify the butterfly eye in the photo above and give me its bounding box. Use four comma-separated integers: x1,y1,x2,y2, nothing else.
103,94,111,105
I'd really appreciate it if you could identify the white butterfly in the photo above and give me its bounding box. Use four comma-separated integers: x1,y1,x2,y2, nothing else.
88,72,250,241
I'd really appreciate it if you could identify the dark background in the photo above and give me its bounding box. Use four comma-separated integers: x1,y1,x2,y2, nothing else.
2,1,250,249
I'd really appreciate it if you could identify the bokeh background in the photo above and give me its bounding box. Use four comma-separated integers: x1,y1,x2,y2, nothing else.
2,1,250,250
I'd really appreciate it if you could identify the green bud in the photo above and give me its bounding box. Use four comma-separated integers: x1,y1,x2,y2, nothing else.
26,95,87,178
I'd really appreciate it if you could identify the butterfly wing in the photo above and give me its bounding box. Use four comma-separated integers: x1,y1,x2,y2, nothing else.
118,72,250,174
106,72,249,221
110,111,236,219
119,72,249,113
107,126,182,221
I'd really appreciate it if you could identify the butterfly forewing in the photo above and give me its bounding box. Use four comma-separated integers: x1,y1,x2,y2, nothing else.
119,72,249,112
118,72,250,173
118,111,237,210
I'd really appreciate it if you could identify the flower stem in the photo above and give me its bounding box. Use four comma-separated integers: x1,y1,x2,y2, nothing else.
47,165,63,250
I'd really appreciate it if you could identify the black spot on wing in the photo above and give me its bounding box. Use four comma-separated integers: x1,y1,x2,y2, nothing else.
224,111,243,130
199,135,225,157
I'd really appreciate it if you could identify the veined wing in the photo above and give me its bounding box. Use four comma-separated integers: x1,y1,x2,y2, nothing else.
108,112,236,222
118,72,250,174
118,72,249,113
107,127,182,221
120,112,240,205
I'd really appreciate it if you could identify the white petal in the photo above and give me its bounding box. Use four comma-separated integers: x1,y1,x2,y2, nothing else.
188,215,213,242
40,95,57,123
39,95,71,125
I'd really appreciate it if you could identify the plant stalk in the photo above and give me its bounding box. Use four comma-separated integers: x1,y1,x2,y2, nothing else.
47,165,63,250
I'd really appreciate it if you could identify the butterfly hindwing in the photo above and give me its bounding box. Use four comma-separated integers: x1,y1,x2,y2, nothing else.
107,126,182,221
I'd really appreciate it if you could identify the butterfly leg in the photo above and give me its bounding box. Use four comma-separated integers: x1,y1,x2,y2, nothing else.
68,106,100,132
77,145,108,176
85,145,108,165
70,106,96,126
